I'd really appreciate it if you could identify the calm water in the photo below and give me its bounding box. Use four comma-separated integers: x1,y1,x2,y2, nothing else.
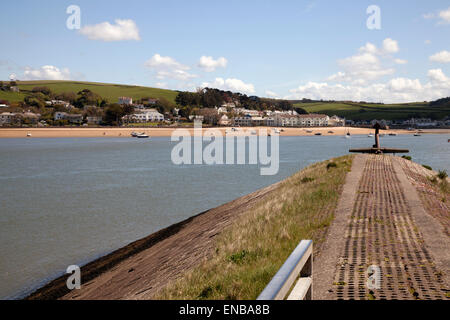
0,134,448,299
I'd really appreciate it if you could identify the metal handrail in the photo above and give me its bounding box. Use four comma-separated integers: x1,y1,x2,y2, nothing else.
257,240,313,300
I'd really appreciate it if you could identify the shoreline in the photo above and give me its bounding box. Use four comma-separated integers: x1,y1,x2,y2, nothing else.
1,127,449,138
25,179,281,300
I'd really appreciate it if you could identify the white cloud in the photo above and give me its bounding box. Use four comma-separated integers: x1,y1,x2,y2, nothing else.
198,56,227,72
430,50,450,63
382,38,399,54
145,54,189,70
326,39,406,85
201,78,255,94
286,69,450,103
428,68,449,82
425,40,432,45
394,59,408,64
265,90,278,98
423,7,450,24
23,65,72,80
145,54,197,81
387,78,422,92
438,7,450,24
79,19,140,41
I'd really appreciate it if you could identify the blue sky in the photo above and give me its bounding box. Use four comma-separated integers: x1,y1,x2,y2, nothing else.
1,0,450,103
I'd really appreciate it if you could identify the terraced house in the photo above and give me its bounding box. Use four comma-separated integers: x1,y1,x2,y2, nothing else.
274,114,331,127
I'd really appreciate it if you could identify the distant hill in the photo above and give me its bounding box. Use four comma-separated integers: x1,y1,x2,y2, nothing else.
0,80,178,104
292,101,450,121
1,80,449,121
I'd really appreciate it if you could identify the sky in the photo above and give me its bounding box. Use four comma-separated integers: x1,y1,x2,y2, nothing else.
1,0,450,103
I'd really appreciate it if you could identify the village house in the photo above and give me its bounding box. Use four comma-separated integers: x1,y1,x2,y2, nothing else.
124,109,164,122
20,112,41,124
54,112,83,124
218,114,231,126
46,100,74,109
87,116,102,125
0,112,16,125
118,97,133,105
273,114,330,127
328,115,346,127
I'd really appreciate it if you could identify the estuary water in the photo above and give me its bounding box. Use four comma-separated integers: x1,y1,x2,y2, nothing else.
0,134,448,299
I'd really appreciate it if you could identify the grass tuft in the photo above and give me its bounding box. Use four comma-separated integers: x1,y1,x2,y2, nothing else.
156,155,353,300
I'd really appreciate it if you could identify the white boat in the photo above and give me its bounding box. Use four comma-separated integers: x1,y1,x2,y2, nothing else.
136,133,149,139
26,133,32,137
251,130,257,135
368,134,374,138
414,133,421,136
274,129,281,134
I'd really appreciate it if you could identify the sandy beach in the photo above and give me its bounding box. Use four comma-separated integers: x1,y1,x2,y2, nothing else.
1,127,448,138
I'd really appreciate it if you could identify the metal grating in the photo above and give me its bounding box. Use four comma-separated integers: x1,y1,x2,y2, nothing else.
332,155,448,300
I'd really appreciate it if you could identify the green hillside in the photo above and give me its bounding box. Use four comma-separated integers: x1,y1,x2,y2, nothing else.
0,80,178,103
294,101,450,121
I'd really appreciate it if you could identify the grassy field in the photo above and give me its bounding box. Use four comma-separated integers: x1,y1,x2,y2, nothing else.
156,155,353,300
294,101,450,121
0,80,178,103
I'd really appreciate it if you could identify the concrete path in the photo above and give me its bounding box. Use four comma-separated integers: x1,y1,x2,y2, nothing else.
314,154,449,300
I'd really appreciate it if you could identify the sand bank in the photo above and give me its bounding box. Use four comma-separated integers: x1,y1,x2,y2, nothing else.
1,127,448,138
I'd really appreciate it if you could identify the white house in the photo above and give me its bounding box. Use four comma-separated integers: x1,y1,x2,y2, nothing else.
118,97,133,105
274,114,330,127
0,112,16,125
125,109,164,122
54,112,68,121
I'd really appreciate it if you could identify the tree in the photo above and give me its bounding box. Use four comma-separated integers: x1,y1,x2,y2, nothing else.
32,86,52,96
24,93,46,109
104,104,123,125
55,91,77,103
75,89,102,108
294,107,308,115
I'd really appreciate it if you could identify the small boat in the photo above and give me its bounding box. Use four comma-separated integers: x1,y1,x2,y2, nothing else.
328,131,334,134
368,134,374,138
414,133,421,136
274,129,281,134
251,130,257,135
26,133,32,137
346,130,351,136
136,133,149,139
131,132,138,137
315,132,322,136
389,133,397,136
306,130,313,133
